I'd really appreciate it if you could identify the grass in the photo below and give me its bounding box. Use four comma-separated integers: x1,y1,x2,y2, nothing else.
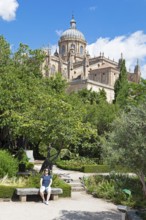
0,175,27,187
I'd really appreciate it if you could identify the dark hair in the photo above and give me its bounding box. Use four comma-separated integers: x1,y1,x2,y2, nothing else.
44,168,50,174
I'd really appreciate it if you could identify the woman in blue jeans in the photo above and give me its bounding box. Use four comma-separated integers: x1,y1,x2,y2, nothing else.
40,168,52,205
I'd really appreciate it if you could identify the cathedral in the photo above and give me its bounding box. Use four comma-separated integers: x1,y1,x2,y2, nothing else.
42,16,141,102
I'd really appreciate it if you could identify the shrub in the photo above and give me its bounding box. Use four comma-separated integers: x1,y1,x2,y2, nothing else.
59,149,73,160
0,185,16,198
94,180,116,199
26,162,34,170
83,165,110,173
84,174,142,207
52,174,71,197
83,176,97,193
25,173,41,188
0,150,18,178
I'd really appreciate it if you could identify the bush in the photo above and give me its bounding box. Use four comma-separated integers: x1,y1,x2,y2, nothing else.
52,174,71,197
26,162,34,170
59,149,73,160
0,150,18,177
25,173,41,188
0,185,16,198
84,174,143,207
83,165,110,173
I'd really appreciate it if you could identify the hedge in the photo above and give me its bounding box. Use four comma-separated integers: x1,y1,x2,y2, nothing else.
0,185,16,198
56,162,132,173
82,165,110,173
56,163,82,172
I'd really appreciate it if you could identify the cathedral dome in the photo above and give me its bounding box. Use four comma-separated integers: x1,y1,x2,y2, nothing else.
60,16,86,41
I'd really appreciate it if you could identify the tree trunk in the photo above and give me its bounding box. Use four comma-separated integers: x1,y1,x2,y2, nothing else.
137,172,146,197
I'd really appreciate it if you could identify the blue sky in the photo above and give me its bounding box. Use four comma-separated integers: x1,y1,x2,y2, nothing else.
0,0,146,78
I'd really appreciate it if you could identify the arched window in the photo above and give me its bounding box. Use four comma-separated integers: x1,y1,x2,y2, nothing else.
71,44,75,50
62,45,65,55
80,46,83,55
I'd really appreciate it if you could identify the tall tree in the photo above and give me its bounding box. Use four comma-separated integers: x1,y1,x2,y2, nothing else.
114,59,129,107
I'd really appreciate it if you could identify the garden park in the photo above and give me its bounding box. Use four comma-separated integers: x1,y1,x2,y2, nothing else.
1,35,146,219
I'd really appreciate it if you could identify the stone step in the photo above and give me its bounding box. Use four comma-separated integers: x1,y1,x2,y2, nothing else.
71,186,85,192
72,179,82,183
69,182,83,187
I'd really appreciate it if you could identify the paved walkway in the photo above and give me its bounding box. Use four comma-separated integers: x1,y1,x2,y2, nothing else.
0,163,122,220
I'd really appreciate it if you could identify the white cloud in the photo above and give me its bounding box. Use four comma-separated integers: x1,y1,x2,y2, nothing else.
89,6,97,11
51,44,58,54
0,0,19,21
87,31,146,79
55,30,63,37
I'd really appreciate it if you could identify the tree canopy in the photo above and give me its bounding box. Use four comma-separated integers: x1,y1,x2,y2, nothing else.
103,103,146,195
0,36,101,159
114,59,129,107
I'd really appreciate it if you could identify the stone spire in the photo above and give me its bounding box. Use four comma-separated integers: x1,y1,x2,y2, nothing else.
134,59,140,72
134,59,141,83
118,53,124,69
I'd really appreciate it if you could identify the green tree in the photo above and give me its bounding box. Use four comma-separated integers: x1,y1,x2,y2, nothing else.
127,78,146,106
0,35,11,70
85,101,119,135
67,90,118,159
114,59,129,107
45,72,67,93
36,96,97,154
0,38,46,150
13,43,45,78
103,103,146,196
77,88,106,105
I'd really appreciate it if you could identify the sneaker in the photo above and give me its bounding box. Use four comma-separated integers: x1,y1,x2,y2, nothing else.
46,201,49,205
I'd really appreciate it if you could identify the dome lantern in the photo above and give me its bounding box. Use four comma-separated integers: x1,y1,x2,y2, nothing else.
60,16,86,41
70,15,76,29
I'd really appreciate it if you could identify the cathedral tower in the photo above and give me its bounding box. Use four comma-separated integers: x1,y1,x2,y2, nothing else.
58,16,87,62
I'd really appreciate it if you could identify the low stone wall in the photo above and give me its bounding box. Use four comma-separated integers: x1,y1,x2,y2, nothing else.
126,210,142,220
117,205,142,220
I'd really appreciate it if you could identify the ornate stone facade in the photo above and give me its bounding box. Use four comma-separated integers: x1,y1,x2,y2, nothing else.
42,16,141,102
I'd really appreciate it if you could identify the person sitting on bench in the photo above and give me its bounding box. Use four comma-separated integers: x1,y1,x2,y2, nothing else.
40,168,52,205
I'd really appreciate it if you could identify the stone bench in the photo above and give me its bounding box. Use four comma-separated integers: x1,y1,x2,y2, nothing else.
16,187,63,202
